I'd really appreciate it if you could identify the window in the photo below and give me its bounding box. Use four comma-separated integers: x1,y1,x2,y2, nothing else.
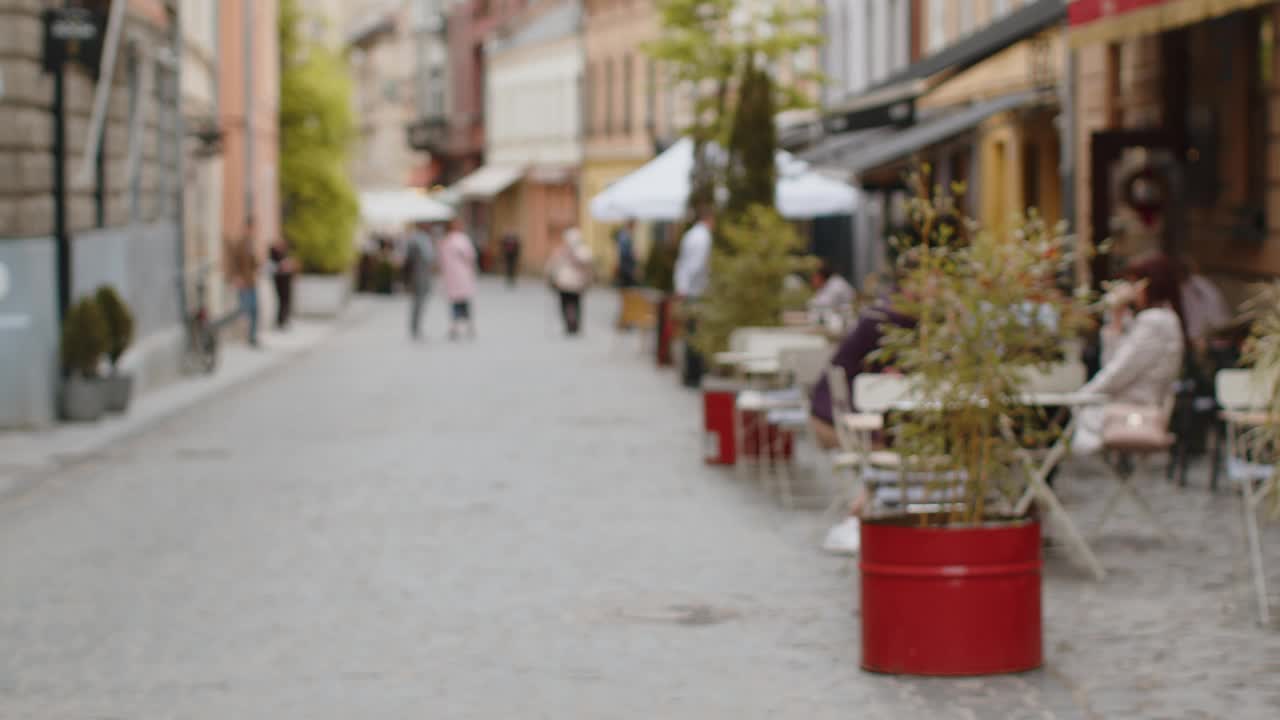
623,53,633,134
959,0,976,37
645,58,656,132
928,0,946,52
584,62,594,137
605,57,614,135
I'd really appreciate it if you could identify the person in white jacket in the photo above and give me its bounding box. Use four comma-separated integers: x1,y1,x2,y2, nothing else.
546,227,595,336
1075,254,1186,455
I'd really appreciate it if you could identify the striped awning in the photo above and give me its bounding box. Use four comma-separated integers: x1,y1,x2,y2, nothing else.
1069,0,1276,47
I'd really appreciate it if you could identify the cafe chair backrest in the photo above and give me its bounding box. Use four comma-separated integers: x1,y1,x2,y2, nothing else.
1216,368,1276,412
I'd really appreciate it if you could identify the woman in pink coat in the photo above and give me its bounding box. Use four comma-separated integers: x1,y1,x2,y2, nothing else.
439,218,478,340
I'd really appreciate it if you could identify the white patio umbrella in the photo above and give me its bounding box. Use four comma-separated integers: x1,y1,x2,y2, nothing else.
589,137,859,222
359,189,455,228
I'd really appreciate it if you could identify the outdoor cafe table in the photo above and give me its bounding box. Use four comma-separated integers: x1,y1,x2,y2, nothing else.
850,389,1111,581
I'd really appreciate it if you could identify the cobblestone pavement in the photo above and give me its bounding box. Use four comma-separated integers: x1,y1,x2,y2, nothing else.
1,280,1278,719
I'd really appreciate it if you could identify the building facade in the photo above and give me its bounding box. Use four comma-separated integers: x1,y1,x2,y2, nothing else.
180,0,226,319
484,0,584,268
579,0,681,268
346,1,421,191
220,0,280,296
1069,0,1280,293
1,0,186,428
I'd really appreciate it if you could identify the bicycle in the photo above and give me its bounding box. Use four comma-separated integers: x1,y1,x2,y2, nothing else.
179,261,221,375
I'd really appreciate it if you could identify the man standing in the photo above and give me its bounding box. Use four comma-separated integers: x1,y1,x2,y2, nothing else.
673,206,714,388
614,219,637,288
268,239,297,331
500,232,521,288
405,222,437,340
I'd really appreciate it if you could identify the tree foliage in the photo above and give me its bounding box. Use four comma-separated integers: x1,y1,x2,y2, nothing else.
279,0,358,274
645,0,821,216
61,298,107,378
95,286,134,369
725,55,776,220
692,205,817,356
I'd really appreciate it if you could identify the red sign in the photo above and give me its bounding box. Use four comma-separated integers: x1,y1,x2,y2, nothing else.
1069,0,1172,26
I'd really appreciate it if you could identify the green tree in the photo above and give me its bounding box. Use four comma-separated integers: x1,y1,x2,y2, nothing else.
692,205,818,356
645,0,821,216
279,0,358,274
724,55,776,219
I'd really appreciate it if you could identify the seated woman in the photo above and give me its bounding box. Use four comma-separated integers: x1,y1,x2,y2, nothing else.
1074,253,1186,456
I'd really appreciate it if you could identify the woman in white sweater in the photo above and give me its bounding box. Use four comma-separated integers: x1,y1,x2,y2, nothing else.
1075,254,1186,455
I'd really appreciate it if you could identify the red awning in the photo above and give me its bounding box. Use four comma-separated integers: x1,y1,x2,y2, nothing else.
1069,0,1274,46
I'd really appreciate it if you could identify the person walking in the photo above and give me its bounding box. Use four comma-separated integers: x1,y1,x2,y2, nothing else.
268,240,296,331
228,220,262,348
614,219,637,288
673,206,715,388
439,218,478,340
546,227,594,336
500,232,521,288
405,222,437,340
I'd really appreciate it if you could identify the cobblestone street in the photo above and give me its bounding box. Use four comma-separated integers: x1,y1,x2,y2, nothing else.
1,280,1278,719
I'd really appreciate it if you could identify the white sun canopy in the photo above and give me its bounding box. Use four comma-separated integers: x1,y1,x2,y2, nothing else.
589,137,859,222
360,189,455,227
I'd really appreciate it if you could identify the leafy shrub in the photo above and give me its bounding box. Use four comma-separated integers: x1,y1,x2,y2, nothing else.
60,298,108,378
692,205,818,356
95,285,134,370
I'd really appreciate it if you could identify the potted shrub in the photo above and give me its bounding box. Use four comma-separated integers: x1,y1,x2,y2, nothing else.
860,174,1093,675
95,285,135,413
59,297,109,422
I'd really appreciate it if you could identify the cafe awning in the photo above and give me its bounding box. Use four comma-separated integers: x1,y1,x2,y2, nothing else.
359,189,455,227
837,92,1040,179
1069,0,1275,48
451,164,524,200
825,0,1066,133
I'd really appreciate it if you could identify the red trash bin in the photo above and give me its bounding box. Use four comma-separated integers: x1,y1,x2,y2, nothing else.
702,378,741,465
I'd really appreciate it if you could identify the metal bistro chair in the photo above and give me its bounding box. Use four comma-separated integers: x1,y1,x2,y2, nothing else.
727,330,827,485
762,345,833,508
611,288,659,356
1216,368,1278,625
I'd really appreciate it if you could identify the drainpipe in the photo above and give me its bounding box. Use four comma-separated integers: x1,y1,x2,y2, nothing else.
174,2,188,324
243,0,255,228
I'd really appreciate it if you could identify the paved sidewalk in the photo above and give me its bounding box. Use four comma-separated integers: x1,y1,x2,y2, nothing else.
0,300,371,502
0,281,1276,719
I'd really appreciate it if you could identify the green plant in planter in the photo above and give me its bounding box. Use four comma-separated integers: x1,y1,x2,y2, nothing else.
691,204,818,357
1240,282,1280,519
872,172,1095,526
95,286,134,372
61,298,108,378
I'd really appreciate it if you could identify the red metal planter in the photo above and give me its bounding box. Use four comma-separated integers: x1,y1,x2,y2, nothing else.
859,519,1042,676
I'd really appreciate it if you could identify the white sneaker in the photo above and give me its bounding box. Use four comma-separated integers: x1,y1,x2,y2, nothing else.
823,517,861,556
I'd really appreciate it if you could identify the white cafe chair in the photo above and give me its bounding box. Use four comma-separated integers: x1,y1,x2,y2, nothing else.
1216,368,1278,625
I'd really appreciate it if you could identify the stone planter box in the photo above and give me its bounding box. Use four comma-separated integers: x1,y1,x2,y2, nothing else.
294,273,351,319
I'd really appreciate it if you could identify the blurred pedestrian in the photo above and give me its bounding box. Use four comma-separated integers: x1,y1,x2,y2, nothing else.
615,219,637,288
1177,257,1231,353
440,217,478,340
808,261,854,315
405,222,437,340
500,232,521,288
228,218,262,348
268,239,296,330
546,227,595,336
674,205,714,388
